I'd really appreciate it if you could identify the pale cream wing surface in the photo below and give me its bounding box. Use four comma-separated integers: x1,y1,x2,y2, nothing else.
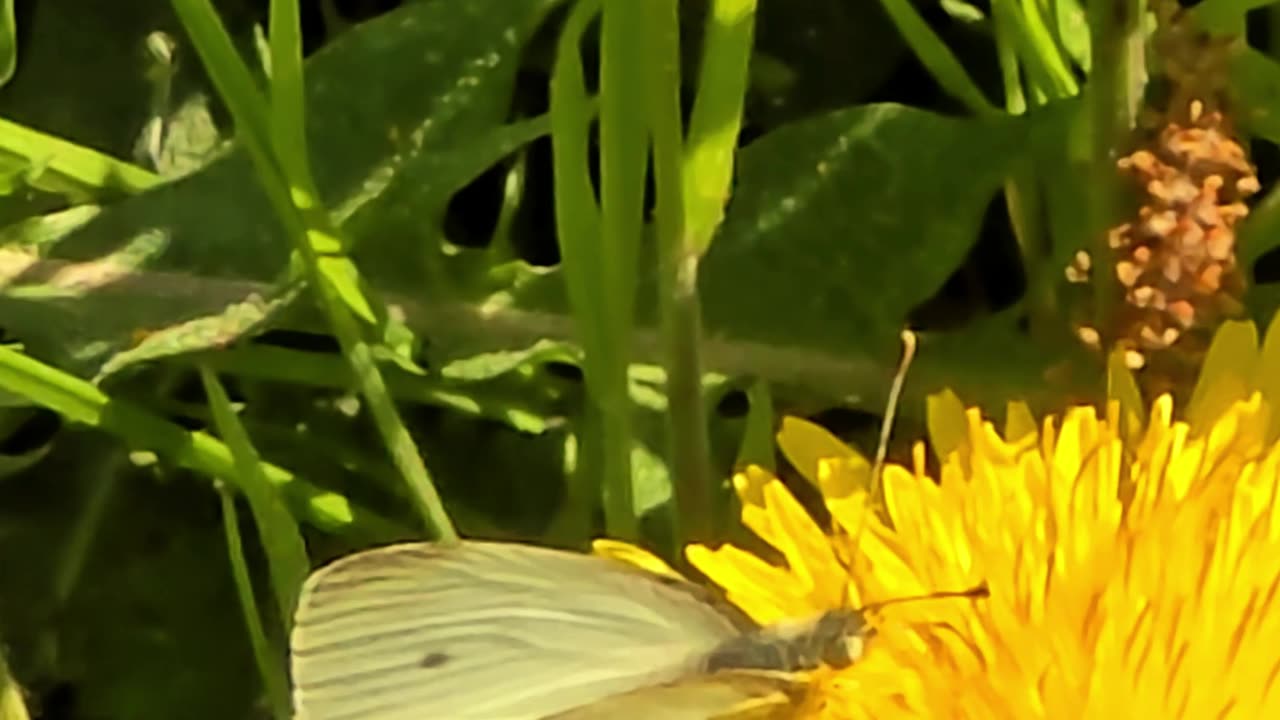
545,671,805,720
289,541,744,720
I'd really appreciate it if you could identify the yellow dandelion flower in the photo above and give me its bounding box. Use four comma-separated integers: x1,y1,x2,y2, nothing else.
687,360,1280,718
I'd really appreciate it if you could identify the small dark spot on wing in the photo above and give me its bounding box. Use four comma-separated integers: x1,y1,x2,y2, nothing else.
420,651,450,668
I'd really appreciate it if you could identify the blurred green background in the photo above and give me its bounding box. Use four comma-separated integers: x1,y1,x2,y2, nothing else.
2,0,1280,718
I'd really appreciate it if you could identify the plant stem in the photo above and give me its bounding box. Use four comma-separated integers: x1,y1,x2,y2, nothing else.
1085,0,1144,328
0,345,398,535
595,0,648,540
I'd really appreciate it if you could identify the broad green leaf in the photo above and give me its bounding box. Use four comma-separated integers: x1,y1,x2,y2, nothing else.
145,94,227,178
631,438,672,520
693,104,1025,362
1194,0,1274,32
1233,50,1280,276
508,103,1084,412
1233,48,1280,157
0,0,563,377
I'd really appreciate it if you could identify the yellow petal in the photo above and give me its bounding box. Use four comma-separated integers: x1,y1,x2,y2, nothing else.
686,543,817,623
733,468,781,547
760,480,847,605
926,388,969,466
814,456,872,500
591,538,686,580
777,417,863,489
733,466,773,508
819,459,870,538
1004,400,1038,444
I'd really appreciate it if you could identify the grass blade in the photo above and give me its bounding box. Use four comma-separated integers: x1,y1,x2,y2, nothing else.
0,345,396,535
218,484,291,720
171,0,456,541
200,366,309,626
645,0,721,543
876,0,998,115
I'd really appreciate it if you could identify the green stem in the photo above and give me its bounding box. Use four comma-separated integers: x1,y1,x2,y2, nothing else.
598,0,646,540
1084,0,1144,329
648,29,712,541
992,5,1053,339
645,0,742,543
0,345,397,535
550,0,618,538
0,117,161,197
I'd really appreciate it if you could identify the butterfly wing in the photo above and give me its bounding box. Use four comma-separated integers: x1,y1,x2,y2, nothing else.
289,541,745,720
545,671,806,720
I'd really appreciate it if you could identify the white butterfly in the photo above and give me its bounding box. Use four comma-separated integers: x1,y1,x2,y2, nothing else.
288,540,873,720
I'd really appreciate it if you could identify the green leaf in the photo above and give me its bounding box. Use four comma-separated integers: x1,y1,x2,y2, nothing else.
630,438,672,520
0,118,160,201
0,205,101,248
97,287,301,380
693,104,1026,363
0,344,396,535
1233,48,1280,154
440,340,578,382
1234,50,1280,272
1,0,563,377
1193,0,1275,32
145,94,228,179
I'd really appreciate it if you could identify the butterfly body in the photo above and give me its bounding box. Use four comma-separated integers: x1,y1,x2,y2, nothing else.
701,609,869,673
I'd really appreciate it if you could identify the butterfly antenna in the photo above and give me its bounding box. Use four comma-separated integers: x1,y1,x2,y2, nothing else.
858,583,989,615
871,328,918,509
